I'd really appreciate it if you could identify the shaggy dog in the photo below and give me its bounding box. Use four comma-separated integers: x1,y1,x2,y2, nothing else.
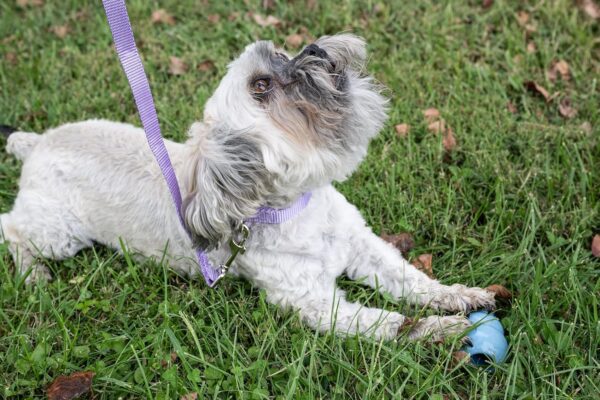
1,34,499,341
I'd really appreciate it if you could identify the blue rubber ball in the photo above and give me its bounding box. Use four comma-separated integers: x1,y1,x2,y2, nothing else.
463,311,508,367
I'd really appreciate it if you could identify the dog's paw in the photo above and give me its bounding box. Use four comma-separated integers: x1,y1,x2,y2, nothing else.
430,284,496,313
24,264,52,285
407,315,471,343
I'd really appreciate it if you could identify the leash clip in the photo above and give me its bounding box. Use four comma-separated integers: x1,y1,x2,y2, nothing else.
210,223,250,287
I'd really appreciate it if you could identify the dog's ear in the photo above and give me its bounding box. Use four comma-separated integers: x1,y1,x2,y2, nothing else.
181,123,269,250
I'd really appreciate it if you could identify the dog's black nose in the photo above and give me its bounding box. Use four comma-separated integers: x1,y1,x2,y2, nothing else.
300,44,328,59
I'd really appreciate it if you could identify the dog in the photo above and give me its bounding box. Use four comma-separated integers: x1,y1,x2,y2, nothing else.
1,34,499,341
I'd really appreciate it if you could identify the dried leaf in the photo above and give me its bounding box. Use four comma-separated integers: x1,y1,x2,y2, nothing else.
516,11,530,26
524,81,551,102
578,0,600,19
207,14,220,24
17,0,44,7
482,0,494,9
526,41,536,53
286,33,304,48
547,60,570,82
427,120,446,134
47,371,95,400
307,0,318,11
170,352,178,363
169,56,188,76
394,123,410,138
381,233,415,256
558,98,577,119
592,235,600,257
151,9,176,25
4,52,17,65
252,13,281,27
181,393,198,400
262,0,275,10
485,284,513,300
412,254,433,278
452,351,470,366
507,101,518,114
442,128,457,151
50,25,70,39
423,108,440,122
197,59,215,72
579,121,592,134
228,11,241,21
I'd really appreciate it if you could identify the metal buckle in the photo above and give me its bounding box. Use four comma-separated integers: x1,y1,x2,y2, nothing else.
209,223,250,287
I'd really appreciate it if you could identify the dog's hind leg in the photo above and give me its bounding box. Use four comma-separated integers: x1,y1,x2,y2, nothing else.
345,226,496,313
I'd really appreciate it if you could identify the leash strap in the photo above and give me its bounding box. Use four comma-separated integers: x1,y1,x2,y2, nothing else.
102,0,311,287
102,0,222,284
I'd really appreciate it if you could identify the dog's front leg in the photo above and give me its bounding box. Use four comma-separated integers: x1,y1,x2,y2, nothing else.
345,226,496,313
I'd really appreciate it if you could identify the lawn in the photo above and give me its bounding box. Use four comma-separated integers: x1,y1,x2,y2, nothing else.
1,0,599,398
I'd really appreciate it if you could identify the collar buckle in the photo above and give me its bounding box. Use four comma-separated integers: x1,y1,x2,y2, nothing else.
209,223,250,287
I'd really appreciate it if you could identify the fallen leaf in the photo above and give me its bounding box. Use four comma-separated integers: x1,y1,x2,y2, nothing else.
262,0,275,10
17,0,44,7
442,128,457,151
412,254,433,278
307,0,318,11
547,60,570,82
558,98,577,119
423,108,440,123
252,13,281,27
394,123,410,138
427,120,446,134
516,11,530,26
485,284,513,300
207,14,220,24
578,0,600,19
526,41,536,53
181,393,198,400
50,25,70,39
197,59,215,72
151,9,176,25
4,52,17,65
524,81,551,102
381,233,415,256
579,121,592,134
47,371,95,400
169,56,188,75
228,11,241,21
170,352,178,363
482,0,494,9
286,33,304,48
507,101,518,114
592,234,600,257
452,351,470,366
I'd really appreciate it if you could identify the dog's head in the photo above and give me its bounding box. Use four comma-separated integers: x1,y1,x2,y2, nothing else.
183,34,387,247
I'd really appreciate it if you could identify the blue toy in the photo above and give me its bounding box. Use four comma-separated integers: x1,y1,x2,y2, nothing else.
463,311,508,367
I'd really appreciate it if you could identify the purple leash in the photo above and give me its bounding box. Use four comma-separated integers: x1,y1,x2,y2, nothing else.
102,0,310,287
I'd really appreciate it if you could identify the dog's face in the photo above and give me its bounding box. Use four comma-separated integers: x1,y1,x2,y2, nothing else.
183,34,387,246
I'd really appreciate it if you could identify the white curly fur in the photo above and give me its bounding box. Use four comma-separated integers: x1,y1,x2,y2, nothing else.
1,34,496,341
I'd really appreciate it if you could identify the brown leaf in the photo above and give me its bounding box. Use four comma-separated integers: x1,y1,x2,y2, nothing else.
526,41,536,53
50,25,70,39
47,371,95,400
169,56,188,76
452,351,470,366
286,33,304,48
307,0,318,11
412,254,433,278
592,234,600,257
524,81,551,102
197,59,215,72
262,0,275,10
427,120,446,134
170,351,178,363
482,0,494,9
423,108,440,123
181,392,198,400
578,0,600,19
579,121,592,134
4,52,17,65
442,128,457,151
17,0,44,7
394,123,410,138
486,284,513,300
547,60,570,82
207,14,220,24
252,13,282,27
558,98,577,119
381,233,415,256
516,11,529,26
228,11,241,21
507,101,518,114
151,9,176,25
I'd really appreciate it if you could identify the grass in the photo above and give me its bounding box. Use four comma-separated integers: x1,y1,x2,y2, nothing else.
1,0,599,398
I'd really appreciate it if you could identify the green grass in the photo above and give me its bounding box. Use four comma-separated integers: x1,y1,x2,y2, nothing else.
1,0,599,398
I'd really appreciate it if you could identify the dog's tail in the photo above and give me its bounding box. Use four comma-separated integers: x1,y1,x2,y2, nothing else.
1,125,41,161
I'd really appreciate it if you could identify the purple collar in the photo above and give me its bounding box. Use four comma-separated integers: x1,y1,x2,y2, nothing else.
245,192,312,225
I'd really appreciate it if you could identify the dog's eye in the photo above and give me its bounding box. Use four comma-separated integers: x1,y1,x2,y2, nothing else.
252,78,271,94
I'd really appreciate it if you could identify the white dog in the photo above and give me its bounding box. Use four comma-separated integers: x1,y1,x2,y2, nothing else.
1,34,500,341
